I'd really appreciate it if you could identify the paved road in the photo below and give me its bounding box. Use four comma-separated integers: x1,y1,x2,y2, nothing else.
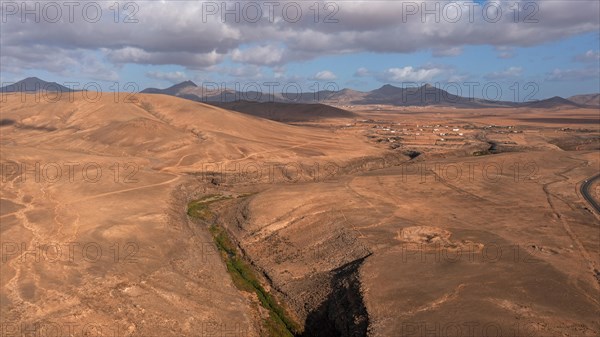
580,173,600,214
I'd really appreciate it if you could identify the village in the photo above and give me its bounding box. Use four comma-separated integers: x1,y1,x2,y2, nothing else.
342,119,523,151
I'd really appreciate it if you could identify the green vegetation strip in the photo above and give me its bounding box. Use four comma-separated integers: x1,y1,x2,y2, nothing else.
187,194,301,337
187,194,231,220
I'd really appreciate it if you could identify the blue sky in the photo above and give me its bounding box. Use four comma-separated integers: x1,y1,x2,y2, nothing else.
1,1,599,100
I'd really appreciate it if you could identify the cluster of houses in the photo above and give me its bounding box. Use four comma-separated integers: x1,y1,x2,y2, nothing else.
347,120,532,151
355,121,473,148
482,125,522,134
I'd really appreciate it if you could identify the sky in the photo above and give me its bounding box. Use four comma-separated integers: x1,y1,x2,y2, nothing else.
1,0,599,101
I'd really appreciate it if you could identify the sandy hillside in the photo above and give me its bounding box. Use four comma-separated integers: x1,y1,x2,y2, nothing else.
0,92,385,336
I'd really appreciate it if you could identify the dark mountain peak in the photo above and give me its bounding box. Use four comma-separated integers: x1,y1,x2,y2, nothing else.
166,80,197,92
1,77,72,92
543,96,572,103
141,80,198,95
174,80,197,88
336,88,367,95
17,77,51,87
410,83,441,93
379,84,399,90
371,84,402,96
22,76,44,82
524,96,580,108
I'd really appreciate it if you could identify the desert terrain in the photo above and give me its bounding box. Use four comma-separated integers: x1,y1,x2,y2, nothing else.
1,91,599,337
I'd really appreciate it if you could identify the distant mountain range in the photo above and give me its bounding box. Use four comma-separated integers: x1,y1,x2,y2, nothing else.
2,77,598,109
0,77,74,93
567,93,600,107
140,80,596,109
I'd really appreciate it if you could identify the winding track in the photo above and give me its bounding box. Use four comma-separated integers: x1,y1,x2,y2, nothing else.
581,173,600,214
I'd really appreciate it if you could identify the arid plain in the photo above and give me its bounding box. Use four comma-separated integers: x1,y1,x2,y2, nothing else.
1,92,599,336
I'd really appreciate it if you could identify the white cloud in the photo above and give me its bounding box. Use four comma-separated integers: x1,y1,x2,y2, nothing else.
432,47,462,57
354,67,370,77
498,52,514,59
1,1,599,77
107,48,224,69
574,50,600,62
0,45,119,82
485,66,522,80
231,45,285,66
146,71,188,83
312,70,337,81
379,66,443,82
495,46,515,59
547,67,600,81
